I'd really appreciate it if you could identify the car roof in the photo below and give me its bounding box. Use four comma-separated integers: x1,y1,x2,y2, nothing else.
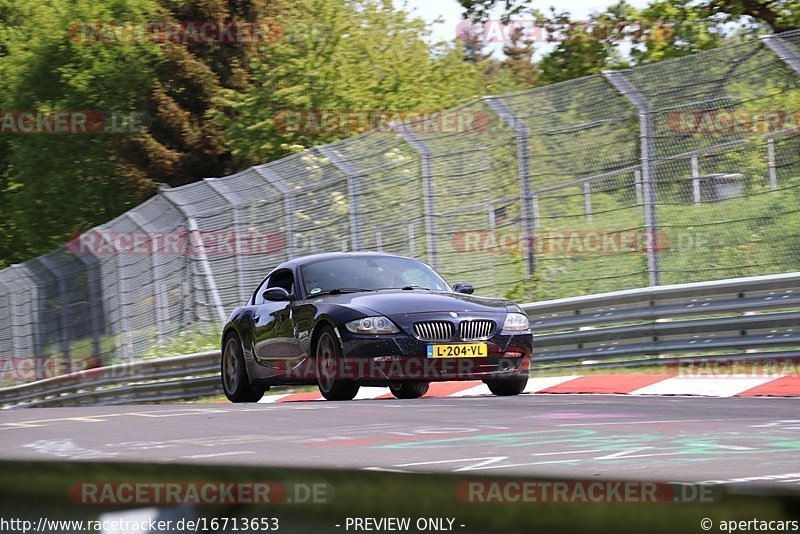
275,251,411,271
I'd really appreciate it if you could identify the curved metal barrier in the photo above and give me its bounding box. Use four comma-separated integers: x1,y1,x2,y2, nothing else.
1,272,798,408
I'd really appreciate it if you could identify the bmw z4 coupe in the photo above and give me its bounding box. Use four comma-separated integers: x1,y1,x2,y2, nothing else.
221,252,532,401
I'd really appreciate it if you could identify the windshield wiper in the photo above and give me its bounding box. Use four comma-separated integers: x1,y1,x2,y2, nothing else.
376,285,432,291
312,288,374,296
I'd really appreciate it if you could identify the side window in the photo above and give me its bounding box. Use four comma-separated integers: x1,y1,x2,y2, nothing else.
267,269,294,295
252,276,272,305
252,270,295,305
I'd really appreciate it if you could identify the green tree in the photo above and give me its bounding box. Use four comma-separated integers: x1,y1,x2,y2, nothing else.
501,28,540,87
218,0,490,163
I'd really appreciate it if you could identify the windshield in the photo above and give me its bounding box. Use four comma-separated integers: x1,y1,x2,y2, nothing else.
300,256,450,296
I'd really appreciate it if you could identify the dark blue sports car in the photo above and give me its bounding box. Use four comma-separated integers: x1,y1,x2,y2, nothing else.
220,252,532,401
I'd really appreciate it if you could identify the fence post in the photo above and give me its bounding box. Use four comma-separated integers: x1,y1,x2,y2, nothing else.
317,146,363,251
691,156,701,205
36,255,71,374
91,231,133,363
70,248,103,366
604,70,661,286
634,170,643,204
760,34,800,75
159,188,227,325
10,265,44,378
127,212,168,346
390,123,439,268
582,182,592,222
254,165,297,259
0,277,19,364
484,96,536,278
767,138,778,191
205,178,248,303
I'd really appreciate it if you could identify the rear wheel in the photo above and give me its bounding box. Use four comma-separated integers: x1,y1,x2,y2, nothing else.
315,326,359,401
484,375,528,396
389,382,429,399
222,333,265,403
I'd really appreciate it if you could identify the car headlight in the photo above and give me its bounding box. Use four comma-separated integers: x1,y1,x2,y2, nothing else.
345,316,400,334
503,312,530,332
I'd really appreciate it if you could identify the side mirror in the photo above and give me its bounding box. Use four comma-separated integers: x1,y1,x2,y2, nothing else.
262,287,292,302
453,283,474,295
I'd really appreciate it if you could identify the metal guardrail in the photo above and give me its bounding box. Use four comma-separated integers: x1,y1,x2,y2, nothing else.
1,272,798,408
0,351,221,409
524,272,800,371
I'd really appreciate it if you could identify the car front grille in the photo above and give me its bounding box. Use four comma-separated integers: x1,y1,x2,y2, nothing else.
413,319,496,341
459,320,496,340
413,321,454,341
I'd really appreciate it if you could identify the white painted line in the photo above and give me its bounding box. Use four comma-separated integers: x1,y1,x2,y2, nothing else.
183,451,255,459
559,418,744,427
353,387,390,400
524,375,582,393
629,376,777,397
448,384,491,397
258,393,295,404
362,466,412,473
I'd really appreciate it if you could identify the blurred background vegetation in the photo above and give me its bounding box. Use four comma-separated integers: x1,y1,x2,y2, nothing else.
0,0,796,268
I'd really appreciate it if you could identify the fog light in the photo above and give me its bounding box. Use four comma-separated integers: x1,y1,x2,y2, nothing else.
505,351,523,358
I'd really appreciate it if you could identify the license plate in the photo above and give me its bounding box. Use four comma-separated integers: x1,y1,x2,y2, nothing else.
427,343,488,358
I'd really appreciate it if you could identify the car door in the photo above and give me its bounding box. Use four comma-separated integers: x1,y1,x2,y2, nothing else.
252,269,304,376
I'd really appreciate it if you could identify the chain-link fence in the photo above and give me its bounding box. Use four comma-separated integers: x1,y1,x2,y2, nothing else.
1,30,799,384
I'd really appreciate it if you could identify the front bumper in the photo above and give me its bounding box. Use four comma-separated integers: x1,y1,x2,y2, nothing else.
336,331,532,384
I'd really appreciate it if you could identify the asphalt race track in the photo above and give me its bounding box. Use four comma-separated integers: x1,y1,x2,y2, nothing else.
1,395,799,485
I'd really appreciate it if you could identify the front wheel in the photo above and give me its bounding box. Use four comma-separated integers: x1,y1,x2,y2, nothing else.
389,382,429,399
315,326,359,401
484,375,528,396
222,333,265,403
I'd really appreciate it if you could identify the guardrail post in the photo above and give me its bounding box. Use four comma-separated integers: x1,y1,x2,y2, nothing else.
390,123,439,269
204,178,248,303
604,71,661,286
760,34,800,75
316,146,363,251
484,97,536,278
159,188,227,325
254,165,297,258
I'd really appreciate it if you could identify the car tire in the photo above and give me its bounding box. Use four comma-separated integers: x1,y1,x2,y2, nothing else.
221,333,266,403
389,382,429,399
484,375,528,396
315,325,359,401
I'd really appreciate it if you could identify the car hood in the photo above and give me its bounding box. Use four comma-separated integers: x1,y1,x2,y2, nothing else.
309,290,514,316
